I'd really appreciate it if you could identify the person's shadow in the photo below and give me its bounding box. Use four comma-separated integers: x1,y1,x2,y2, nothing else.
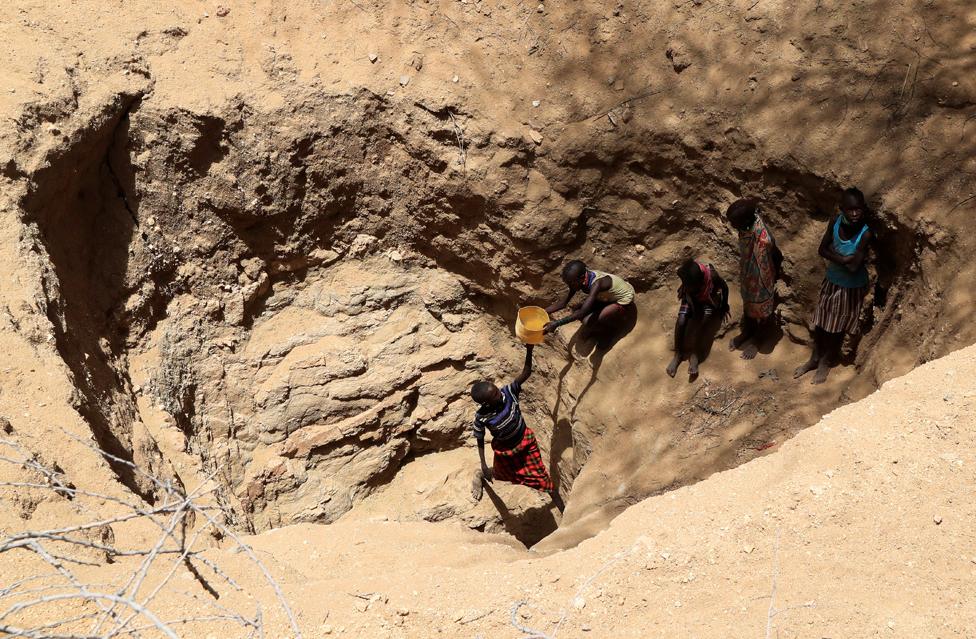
482,481,558,547
547,305,638,494
754,320,785,357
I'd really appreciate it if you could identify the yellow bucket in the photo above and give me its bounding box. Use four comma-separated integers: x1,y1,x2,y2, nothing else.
515,306,549,345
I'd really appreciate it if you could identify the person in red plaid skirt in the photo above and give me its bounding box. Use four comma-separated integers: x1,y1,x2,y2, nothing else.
470,344,564,511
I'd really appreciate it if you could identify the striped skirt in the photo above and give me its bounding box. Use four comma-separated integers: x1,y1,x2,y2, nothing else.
812,279,867,334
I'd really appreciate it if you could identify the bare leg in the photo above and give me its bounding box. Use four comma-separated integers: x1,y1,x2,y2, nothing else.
668,315,688,378
741,341,759,360
812,358,831,385
729,316,757,351
580,305,606,340
742,315,775,360
687,318,704,378
549,490,565,513
794,327,823,379
812,331,843,385
595,303,625,330
745,315,778,359
666,352,682,378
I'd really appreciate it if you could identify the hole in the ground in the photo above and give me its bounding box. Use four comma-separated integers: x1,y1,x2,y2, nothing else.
15,90,935,550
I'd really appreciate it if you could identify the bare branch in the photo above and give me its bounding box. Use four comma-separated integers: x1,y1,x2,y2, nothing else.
0,433,303,638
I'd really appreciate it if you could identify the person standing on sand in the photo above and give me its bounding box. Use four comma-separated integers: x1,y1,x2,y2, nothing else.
726,198,784,359
666,258,730,379
794,187,876,385
543,260,636,338
469,344,564,511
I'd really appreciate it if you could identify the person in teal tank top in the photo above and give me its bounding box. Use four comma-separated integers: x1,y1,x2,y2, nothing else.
824,215,870,289
795,188,876,385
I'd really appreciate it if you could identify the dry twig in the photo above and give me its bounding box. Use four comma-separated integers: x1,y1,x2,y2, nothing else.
448,111,467,172
0,432,303,638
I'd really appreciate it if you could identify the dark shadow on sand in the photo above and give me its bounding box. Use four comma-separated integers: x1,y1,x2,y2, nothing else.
547,304,638,493
481,481,559,547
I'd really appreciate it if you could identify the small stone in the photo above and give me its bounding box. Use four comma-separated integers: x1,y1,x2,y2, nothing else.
934,515,943,525
952,81,959,87
452,74,459,82
0,417,12,434
368,52,379,63
216,6,230,16
532,100,541,107
537,3,545,12
321,625,333,635
399,75,410,86
581,624,592,631
634,244,646,253
528,129,543,145
660,551,670,560
572,596,586,610
396,608,410,616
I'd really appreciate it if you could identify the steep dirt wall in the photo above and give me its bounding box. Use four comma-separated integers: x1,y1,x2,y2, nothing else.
4,82,953,543
0,0,972,548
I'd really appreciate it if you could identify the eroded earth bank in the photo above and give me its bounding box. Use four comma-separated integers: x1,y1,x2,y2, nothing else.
0,0,974,636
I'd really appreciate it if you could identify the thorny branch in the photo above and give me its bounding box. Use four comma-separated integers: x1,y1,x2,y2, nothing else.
0,432,303,638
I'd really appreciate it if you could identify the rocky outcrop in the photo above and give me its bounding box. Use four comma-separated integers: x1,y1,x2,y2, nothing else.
147,255,496,530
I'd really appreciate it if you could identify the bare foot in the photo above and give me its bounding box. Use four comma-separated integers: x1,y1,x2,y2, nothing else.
740,343,759,360
794,358,818,379
470,469,484,501
688,354,700,377
812,360,830,385
729,333,750,351
666,354,681,378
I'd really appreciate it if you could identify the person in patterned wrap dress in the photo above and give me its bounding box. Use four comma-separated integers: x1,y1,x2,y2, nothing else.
726,198,784,360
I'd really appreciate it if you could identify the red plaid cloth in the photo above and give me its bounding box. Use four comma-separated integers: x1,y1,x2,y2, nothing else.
491,426,553,492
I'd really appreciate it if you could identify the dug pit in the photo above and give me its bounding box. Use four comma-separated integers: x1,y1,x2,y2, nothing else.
15,83,943,550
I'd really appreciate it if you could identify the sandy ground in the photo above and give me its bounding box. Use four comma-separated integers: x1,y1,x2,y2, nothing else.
0,0,973,636
183,343,976,637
